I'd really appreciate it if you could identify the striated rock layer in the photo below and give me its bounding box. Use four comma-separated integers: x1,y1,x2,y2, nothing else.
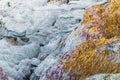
44,0,120,80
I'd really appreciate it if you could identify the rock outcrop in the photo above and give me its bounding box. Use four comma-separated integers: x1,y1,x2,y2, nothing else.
0,0,113,80
43,0,120,80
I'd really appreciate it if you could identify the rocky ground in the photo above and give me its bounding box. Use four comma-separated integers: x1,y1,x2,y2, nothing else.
1,0,120,80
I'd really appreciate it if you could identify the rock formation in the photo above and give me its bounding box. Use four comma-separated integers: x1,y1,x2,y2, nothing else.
0,0,118,80
44,0,120,80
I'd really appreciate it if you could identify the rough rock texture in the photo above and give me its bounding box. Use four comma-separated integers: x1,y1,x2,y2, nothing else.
0,67,9,80
0,0,114,80
85,73,120,80
43,0,120,80
30,0,108,80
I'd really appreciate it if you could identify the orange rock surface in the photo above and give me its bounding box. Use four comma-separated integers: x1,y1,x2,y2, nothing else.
45,0,120,80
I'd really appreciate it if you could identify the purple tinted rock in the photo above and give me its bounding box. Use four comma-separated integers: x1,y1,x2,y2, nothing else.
0,67,8,80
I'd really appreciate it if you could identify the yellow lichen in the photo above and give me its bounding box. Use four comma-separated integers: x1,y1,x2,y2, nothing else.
110,0,120,5
63,38,120,79
46,1,120,80
82,0,120,39
62,0,120,79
